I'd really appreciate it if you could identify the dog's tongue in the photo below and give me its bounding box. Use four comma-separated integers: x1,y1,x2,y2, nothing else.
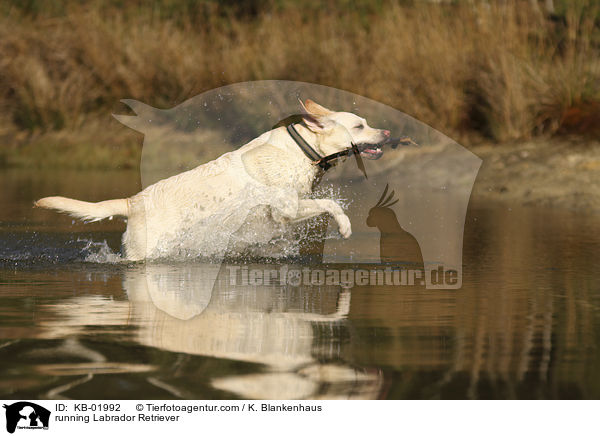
359,145,383,160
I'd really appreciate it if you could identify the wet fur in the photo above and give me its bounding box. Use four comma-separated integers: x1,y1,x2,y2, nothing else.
35,100,389,260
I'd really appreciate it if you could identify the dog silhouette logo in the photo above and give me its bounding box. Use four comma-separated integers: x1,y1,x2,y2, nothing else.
3,402,50,433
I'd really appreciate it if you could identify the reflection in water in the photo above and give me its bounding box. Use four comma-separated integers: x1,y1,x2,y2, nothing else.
1,229,600,399
27,264,383,400
125,263,383,399
2,167,600,399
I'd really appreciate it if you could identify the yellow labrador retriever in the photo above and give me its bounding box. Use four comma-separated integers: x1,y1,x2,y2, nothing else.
35,99,390,260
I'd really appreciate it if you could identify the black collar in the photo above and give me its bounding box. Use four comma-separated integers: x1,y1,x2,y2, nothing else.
286,123,359,171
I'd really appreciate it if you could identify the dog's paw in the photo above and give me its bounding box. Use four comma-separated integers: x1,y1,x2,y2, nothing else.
336,214,352,239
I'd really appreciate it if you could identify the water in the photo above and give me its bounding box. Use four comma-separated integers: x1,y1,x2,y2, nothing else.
1,168,600,399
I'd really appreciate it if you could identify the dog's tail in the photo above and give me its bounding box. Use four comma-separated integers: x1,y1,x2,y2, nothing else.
34,196,129,222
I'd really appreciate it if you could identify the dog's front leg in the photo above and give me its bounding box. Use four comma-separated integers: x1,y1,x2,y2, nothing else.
288,199,352,238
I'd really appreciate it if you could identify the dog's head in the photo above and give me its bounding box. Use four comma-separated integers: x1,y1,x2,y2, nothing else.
300,99,389,160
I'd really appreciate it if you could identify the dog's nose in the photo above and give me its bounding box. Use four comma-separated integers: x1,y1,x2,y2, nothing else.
383,130,390,137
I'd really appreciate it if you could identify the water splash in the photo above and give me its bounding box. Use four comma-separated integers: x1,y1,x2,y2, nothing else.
141,181,351,263
0,232,124,266
82,240,124,264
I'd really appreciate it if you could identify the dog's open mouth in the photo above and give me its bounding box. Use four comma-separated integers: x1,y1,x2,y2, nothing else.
356,143,384,160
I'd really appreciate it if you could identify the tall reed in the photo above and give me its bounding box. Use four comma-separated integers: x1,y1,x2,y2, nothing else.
0,0,598,167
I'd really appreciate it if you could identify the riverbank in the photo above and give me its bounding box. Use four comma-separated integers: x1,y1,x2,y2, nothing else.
3,132,598,214
471,137,600,212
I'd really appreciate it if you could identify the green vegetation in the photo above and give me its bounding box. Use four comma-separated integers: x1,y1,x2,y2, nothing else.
0,0,598,168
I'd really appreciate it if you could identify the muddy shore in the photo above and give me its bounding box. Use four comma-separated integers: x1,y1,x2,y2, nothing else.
469,138,600,213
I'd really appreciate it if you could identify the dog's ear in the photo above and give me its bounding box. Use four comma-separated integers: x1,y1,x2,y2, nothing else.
298,98,333,133
298,98,334,117
301,114,333,133
305,99,334,116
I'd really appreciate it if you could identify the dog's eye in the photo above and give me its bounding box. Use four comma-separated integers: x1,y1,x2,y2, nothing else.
354,124,364,130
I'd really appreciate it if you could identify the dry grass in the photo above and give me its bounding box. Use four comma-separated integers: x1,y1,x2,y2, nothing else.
0,0,598,168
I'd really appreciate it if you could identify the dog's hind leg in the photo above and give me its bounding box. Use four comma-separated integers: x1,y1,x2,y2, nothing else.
121,200,148,261
122,224,146,261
